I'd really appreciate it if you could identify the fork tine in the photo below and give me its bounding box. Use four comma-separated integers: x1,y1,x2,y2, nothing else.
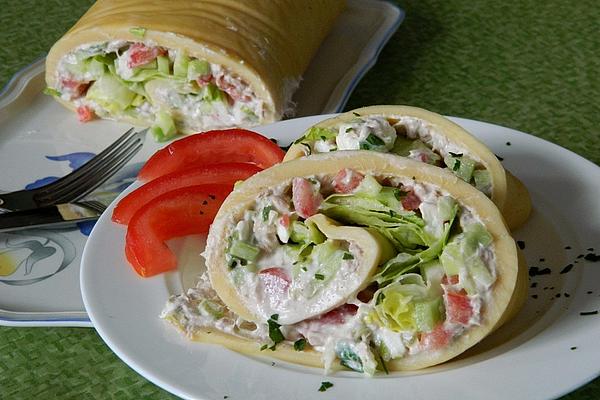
35,128,137,197
34,128,146,206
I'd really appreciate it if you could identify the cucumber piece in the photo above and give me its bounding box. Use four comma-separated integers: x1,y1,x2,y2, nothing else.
444,154,476,182
298,127,337,143
473,169,492,193
413,297,443,332
355,175,382,196
157,55,170,74
420,260,445,285
439,241,462,277
198,299,225,319
187,59,210,81
289,220,326,245
87,58,106,79
86,73,136,112
150,110,177,142
229,240,260,262
391,136,428,156
173,51,189,78
203,83,227,103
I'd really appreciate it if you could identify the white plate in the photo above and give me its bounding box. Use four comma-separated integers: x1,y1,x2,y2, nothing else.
82,115,600,400
0,0,403,327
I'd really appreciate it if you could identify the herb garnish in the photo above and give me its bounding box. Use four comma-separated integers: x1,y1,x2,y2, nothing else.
365,133,385,147
267,314,285,347
318,381,334,392
352,112,361,117
315,273,325,280
376,292,386,305
129,26,147,37
453,159,461,171
343,252,354,260
262,205,273,221
294,338,307,351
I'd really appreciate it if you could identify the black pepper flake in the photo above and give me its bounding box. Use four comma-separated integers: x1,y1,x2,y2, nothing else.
532,294,538,299
577,254,584,259
199,210,204,215
506,141,511,146
560,264,574,274
588,248,595,251
543,287,548,290
565,245,572,250
209,194,216,200
529,266,551,277
224,396,229,399
571,347,577,350
530,282,538,288
517,240,525,250
580,311,598,316
550,286,555,290
269,138,278,144
555,293,561,298
495,154,504,161
271,362,276,366
539,258,545,262
584,253,600,262
318,382,334,392
565,293,571,298
587,291,593,294
202,200,208,205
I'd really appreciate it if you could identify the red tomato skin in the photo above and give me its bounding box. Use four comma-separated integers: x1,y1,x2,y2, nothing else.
332,168,364,193
258,267,291,296
128,43,165,68
445,291,474,325
125,184,230,277
112,163,261,225
312,304,359,325
138,129,284,182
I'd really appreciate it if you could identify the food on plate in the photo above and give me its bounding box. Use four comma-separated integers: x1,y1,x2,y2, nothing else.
44,0,345,138
284,105,531,230
137,129,285,182
112,163,262,225
125,184,231,277
162,151,527,373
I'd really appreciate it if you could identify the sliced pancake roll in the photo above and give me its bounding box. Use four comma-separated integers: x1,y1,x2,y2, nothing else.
45,0,345,138
163,151,527,373
284,105,531,229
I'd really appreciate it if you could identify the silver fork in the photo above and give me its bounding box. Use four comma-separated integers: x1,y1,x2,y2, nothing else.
0,128,147,212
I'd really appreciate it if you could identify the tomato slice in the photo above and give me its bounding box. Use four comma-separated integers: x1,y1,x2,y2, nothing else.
332,168,364,193
420,323,451,349
138,129,285,182
292,177,323,218
112,163,261,225
125,184,230,277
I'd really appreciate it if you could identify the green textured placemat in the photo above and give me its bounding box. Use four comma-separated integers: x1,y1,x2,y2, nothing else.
0,0,598,399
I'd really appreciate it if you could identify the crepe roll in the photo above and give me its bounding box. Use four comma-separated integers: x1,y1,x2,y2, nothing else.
45,0,345,139
163,151,527,373
284,105,532,229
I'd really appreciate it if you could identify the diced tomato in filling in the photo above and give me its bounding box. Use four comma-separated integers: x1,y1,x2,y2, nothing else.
196,74,214,87
279,214,290,228
76,105,95,122
445,290,473,325
312,304,358,325
292,177,323,219
441,274,459,285
61,79,89,98
128,43,166,68
420,323,451,350
401,190,421,211
259,267,291,296
215,74,251,102
332,168,364,193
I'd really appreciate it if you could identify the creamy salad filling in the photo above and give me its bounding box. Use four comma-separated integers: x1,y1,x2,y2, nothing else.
48,39,263,140
163,169,497,375
294,115,493,196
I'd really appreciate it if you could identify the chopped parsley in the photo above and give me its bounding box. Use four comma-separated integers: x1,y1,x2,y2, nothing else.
376,292,386,305
294,338,307,351
260,344,268,351
365,133,385,146
453,159,461,171
262,205,274,221
43,87,61,97
267,314,285,347
343,252,354,260
318,381,334,392
314,273,325,280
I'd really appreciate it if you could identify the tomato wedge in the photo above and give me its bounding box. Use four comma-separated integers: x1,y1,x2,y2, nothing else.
138,129,285,182
125,184,230,277
112,163,261,225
